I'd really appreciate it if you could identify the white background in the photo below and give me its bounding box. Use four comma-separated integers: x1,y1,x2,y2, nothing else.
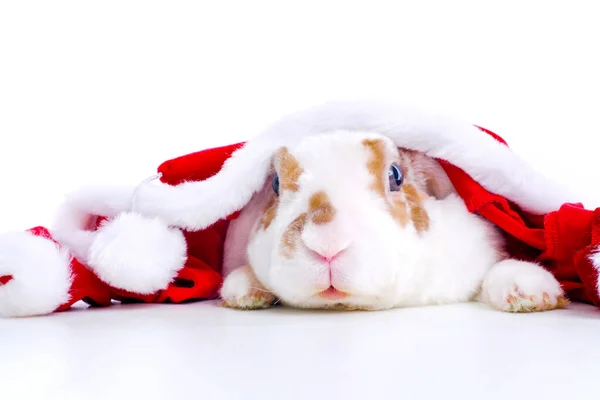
2,2,600,399
1,1,599,231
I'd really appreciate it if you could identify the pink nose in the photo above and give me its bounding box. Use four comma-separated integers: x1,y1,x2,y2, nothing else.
307,245,348,263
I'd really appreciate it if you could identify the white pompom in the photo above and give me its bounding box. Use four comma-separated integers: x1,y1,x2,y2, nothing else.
87,212,187,294
0,231,73,317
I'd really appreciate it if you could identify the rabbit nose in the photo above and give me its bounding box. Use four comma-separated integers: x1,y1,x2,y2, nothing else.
305,241,350,263
303,191,352,262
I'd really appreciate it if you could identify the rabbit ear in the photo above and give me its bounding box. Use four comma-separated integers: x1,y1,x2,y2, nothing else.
400,149,456,199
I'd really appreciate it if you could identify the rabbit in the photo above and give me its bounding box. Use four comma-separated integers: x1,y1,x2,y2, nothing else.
219,129,568,312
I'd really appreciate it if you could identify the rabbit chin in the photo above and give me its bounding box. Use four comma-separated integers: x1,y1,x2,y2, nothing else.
267,280,405,311
284,290,398,311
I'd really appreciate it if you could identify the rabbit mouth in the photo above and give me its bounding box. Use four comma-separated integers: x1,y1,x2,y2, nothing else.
316,286,350,300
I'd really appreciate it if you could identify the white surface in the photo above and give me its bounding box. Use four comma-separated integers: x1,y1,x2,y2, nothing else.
1,300,600,400
2,2,600,399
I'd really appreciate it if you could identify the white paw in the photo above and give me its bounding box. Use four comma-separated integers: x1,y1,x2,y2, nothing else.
219,265,276,310
480,259,568,313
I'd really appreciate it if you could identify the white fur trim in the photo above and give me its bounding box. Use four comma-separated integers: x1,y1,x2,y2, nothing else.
0,231,72,317
87,212,187,294
129,99,574,231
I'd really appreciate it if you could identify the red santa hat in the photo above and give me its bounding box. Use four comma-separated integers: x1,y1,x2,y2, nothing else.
7,99,600,317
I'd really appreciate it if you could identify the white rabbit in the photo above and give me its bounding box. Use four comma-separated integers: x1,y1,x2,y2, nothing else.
220,130,567,312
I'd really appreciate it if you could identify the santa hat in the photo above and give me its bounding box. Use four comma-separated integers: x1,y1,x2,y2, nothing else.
131,99,574,229
44,100,600,308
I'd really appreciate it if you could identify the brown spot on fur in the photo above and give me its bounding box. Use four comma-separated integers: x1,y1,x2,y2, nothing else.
280,213,308,257
259,194,279,230
309,191,336,225
410,205,430,232
277,147,303,192
402,183,430,232
362,139,387,197
390,198,410,226
402,183,428,203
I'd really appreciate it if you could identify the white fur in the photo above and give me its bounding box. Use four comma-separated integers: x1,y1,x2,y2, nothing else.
87,212,187,294
0,231,72,317
131,99,574,232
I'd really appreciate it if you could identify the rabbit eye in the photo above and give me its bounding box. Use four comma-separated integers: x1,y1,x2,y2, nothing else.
272,173,280,195
388,163,403,191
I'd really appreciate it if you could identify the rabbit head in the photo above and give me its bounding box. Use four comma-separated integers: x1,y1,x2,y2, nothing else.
243,130,459,310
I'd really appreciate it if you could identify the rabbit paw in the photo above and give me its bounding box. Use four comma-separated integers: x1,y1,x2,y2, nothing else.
219,265,276,310
479,259,568,313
